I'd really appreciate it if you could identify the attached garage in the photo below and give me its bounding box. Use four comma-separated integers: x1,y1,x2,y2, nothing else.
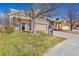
35,23,48,32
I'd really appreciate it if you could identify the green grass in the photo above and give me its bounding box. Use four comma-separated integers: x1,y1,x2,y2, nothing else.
0,32,64,56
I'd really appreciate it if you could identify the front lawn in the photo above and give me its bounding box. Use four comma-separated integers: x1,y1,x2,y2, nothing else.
0,32,64,56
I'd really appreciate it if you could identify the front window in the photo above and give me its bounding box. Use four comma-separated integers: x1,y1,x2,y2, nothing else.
15,22,20,27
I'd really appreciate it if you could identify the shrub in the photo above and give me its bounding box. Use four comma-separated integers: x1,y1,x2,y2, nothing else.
4,25,14,34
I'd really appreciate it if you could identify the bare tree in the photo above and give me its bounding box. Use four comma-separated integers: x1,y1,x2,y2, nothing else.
67,5,78,31
25,3,58,34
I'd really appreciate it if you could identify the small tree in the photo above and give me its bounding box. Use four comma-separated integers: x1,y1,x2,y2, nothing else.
4,24,14,34
0,12,14,34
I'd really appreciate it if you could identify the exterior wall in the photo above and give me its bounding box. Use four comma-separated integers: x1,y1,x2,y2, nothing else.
15,27,19,31
35,19,49,33
61,21,70,30
49,21,62,31
10,17,32,31
56,24,62,30
62,25,70,30
50,21,70,31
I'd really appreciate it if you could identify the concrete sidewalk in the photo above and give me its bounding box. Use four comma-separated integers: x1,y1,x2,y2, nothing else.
44,31,79,56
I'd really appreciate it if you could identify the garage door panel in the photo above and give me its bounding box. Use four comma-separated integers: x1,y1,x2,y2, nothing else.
36,24,47,31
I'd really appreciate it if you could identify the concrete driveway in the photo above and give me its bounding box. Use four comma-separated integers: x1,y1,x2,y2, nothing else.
44,31,79,56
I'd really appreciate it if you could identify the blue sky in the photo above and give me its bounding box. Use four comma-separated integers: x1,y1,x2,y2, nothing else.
0,3,34,13
0,3,79,19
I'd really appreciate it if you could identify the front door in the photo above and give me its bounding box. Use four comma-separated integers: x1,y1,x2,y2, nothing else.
22,23,25,30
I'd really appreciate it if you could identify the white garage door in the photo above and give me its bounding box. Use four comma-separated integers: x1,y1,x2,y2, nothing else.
36,24,47,31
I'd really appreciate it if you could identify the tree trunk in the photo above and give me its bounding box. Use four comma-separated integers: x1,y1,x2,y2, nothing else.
70,20,73,31
32,19,36,35
19,18,21,31
70,23,73,31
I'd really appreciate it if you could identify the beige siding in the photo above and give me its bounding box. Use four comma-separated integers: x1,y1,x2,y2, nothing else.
15,27,19,31
62,25,70,30
35,19,48,32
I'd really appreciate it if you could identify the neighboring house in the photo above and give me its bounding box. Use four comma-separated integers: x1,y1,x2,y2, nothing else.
46,17,62,30
47,18,71,31
73,20,79,30
61,20,79,30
